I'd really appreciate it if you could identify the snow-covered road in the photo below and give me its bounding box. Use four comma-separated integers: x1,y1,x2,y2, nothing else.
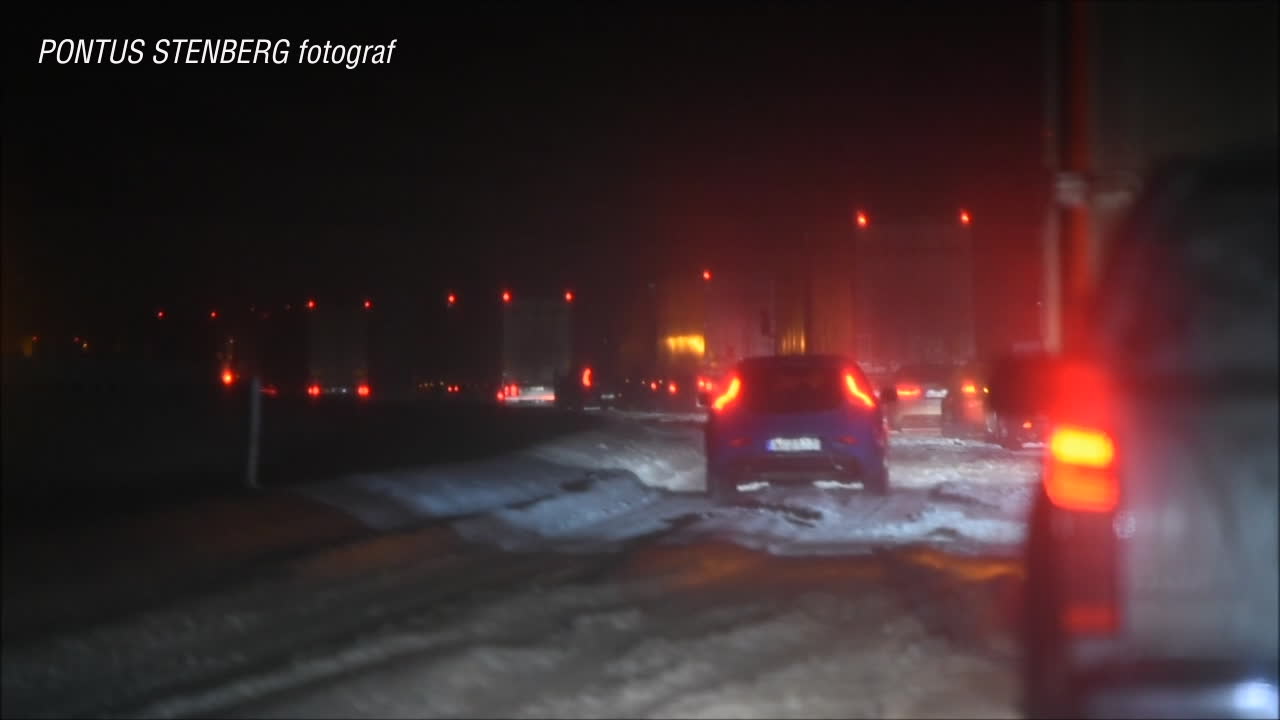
2,412,1042,719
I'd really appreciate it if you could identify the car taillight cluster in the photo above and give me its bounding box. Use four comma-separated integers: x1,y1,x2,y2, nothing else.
307,384,321,397
896,384,921,398
844,372,876,408
712,376,742,411
1045,425,1117,513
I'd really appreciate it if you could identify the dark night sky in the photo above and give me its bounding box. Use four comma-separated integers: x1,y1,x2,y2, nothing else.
3,4,1048,339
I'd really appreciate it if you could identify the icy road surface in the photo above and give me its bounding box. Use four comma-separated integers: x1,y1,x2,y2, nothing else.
2,414,1041,719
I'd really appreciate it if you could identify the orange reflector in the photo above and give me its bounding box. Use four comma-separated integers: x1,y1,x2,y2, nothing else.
844,372,875,408
713,376,742,411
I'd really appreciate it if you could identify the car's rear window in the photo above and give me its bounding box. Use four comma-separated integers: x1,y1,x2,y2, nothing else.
741,363,847,414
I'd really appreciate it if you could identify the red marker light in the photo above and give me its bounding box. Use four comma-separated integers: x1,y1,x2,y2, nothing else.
502,290,512,303
668,381,678,395
357,384,371,398
702,269,712,281
209,311,218,319
156,310,166,319
447,293,457,306
582,367,593,388
307,384,321,397
855,211,870,229
221,370,235,386
896,385,921,398
650,381,659,391
565,290,575,303
306,299,317,310
363,299,373,310
959,209,972,225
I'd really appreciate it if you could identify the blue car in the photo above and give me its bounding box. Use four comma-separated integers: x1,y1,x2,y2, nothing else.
704,354,890,504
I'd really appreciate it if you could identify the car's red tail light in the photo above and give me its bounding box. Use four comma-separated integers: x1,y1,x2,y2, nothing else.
844,372,875,408
1046,425,1117,513
307,384,321,397
713,376,741,411
221,370,235,386
357,384,371,398
961,382,977,395
668,381,678,395
582,367,593,388
896,385,921,398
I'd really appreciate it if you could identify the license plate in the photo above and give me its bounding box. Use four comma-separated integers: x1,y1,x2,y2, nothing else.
767,437,821,452
925,389,947,399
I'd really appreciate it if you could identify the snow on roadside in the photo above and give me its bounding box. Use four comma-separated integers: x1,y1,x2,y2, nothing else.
294,420,706,532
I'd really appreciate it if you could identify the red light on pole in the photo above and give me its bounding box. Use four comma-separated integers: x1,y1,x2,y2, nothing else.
960,209,972,225
855,211,870,229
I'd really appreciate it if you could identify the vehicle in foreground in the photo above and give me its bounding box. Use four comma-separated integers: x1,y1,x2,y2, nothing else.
1018,149,1279,718
704,354,889,503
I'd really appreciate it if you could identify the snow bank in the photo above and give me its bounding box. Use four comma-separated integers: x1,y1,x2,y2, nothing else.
295,420,706,532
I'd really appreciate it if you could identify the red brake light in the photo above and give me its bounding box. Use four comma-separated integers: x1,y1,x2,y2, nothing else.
565,290,574,302
896,385,921,398
307,384,321,397
713,376,742,411
502,290,512,303
961,382,977,395
855,211,869,228
1045,425,1118,513
357,384,371,398
363,299,373,310
668,381,678,395
844,372,875,408
447,293,457,306
221,370,235,386
307,299,317,310
582,367,593,388
959,209,972,225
